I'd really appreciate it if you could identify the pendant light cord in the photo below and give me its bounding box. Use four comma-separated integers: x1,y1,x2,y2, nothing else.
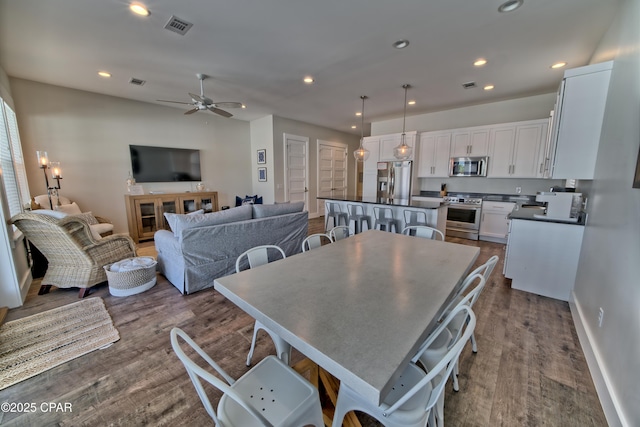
402,84,409,137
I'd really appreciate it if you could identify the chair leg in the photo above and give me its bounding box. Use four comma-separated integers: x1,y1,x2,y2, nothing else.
78,288,91,298
246,321,260,366
38,284,52,295
452,360,460,392
471,332,478,353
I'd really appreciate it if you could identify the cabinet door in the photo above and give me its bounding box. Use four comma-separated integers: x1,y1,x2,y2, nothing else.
362,137,380,172
451,132,470,157
432,133,452,177
451,129,489,156
134,198,161,240
469,129,489,156
417,133,436,177
488,126,515,177
512,123,545,178
159,198,177,230
379,133,416,161
479,211,510,239
362,170,378,198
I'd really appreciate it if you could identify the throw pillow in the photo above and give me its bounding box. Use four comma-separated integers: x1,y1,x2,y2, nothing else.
71,211,99,225
165,205,253,238
164,209,205,232
54,202,82,216
31,209,68,220
252,201,305,219
235,195,263,206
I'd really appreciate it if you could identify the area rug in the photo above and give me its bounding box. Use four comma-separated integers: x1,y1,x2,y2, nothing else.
0,297,120,391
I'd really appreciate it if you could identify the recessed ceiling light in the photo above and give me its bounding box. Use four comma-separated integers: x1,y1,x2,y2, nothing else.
303,76,314,84
355,112,362,116
98,71,111,78
551,62,567,69
474,58,488,67
484,84,495,91
498,0,523,13
130,3,150,16
351,125,357,129
241,104,247,109
393,40,410,49
408,100,416,105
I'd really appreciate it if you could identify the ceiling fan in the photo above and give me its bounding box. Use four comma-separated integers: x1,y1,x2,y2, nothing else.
157,73,242,118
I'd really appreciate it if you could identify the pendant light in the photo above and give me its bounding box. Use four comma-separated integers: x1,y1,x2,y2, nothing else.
353,95,370,161
394,84,413,160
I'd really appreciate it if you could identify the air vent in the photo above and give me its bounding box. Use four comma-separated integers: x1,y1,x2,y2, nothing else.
462,81,477,89
164,15,193,35
129,78,146,86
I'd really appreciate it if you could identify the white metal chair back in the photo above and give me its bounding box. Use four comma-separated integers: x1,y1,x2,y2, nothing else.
373,206,397,232
331,305,476,427
325,202,348,231
347,204,371,233
329,226,351,242
235,245,286,273
401,225,445,241
302,233,332,252
171,328,324,427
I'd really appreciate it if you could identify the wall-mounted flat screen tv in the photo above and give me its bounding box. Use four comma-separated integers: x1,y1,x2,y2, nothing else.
129,145,202,183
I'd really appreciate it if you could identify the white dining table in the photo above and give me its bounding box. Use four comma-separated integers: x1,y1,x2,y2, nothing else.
214,230,480,407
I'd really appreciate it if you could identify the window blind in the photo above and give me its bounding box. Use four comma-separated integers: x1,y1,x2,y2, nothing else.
0,100,30,219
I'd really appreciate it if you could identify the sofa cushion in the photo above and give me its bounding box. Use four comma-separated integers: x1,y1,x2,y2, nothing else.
252,201,305,219
165,205,253,238
71,211,99,225
54,202,82,215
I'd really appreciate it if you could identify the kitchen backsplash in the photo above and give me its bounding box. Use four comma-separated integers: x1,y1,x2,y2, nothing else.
418,177,570,196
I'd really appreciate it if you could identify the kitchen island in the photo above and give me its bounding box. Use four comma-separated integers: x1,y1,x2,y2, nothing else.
318,196,447,236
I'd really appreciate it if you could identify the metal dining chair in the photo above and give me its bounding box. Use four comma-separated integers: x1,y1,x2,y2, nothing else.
325,202,348,232
403,209,428,228
235,245,291,366
347,203,371,234
171,328,324,427
331,305,476,427
329,226,351,242
402,225,445,241
302,233,332,252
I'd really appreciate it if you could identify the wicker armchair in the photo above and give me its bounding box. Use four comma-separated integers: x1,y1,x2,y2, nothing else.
12,212,137,298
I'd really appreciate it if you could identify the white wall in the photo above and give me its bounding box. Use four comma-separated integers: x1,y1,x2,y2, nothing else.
250,115,275,204
572,0,640,425
272,116,360,216
10,78,252,233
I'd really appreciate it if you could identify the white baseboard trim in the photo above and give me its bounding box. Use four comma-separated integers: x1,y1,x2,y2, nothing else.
570,292,627,427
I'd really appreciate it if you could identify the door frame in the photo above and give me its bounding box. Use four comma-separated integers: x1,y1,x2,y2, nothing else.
283,133,310,210
317,140,348,215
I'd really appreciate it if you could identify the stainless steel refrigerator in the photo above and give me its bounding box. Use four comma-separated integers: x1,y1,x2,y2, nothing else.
376,161,413,200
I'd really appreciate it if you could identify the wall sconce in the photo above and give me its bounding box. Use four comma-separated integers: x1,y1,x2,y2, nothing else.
36,151,63,209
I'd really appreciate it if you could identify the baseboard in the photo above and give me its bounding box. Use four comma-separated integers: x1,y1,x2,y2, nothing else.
570,292,627,426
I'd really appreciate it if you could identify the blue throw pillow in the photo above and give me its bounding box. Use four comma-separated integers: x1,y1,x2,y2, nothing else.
235,195,263,206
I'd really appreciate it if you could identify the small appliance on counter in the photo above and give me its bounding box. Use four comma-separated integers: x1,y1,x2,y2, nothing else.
534,192,583,222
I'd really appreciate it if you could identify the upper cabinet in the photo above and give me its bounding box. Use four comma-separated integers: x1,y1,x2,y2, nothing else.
379,131,417,161
451,128,490,157
417,131,452,177
488,119,548,178
546,61,613,179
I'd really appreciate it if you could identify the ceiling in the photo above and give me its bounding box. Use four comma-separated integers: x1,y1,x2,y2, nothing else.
0,0,620,135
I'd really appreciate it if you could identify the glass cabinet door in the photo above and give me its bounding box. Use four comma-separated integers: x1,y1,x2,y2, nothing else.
135,199,159,240
161,200,177,230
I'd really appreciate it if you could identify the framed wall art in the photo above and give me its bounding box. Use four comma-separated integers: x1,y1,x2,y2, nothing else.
257,149,266,164
258,167,267,182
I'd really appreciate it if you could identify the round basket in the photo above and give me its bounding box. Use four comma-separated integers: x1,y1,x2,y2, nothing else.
104,256,157,297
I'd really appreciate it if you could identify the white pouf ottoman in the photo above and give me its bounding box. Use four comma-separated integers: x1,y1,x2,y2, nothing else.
104,256,157,297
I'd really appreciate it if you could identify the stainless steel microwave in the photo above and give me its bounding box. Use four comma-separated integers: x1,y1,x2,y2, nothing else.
449,156,488,177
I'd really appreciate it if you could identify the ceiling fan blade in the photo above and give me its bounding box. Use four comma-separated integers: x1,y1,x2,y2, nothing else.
207,106,233,118
157,99,193,105
184,108,199,115
213,102,243,109
189,92,205,103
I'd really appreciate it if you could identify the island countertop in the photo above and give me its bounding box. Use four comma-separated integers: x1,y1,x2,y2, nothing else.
317,195,444,209
508,207,586,226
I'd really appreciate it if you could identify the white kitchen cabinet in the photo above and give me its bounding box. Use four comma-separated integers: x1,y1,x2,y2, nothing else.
504,218,584,301
546,61,613,179
451,128,489,157
479,201,514,243
417,131,451,177
379,131,417,161
488,119,548,178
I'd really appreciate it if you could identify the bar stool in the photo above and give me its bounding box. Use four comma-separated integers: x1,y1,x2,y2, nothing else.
325,202,348,232
403,209,428,229
373,207,398,233
347,204,371,234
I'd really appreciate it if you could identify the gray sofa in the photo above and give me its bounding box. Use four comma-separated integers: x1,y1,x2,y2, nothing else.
155,202,308,294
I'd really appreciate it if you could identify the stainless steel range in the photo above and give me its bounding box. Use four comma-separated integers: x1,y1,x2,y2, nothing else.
445,196,482,240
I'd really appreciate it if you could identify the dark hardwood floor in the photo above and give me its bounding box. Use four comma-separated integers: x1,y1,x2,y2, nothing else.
0,217,607,426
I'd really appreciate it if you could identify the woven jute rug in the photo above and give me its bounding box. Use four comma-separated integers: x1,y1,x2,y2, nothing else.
0,297,120,391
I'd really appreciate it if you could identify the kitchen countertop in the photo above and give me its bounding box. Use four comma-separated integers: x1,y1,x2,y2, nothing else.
318,195,444,209
508,207,586,226
416,190,541,205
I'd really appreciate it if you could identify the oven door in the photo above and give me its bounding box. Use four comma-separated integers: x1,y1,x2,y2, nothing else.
446,205,481,230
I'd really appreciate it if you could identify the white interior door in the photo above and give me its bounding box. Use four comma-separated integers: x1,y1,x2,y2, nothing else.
284,134,309,210
317,140,347,213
